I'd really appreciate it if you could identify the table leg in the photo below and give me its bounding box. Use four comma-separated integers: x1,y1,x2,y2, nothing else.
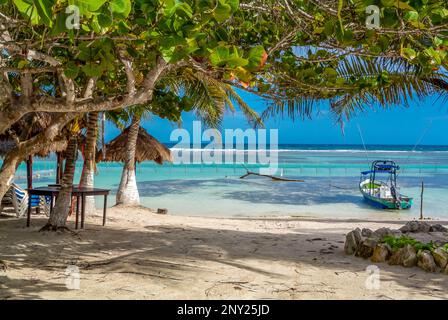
75,196,80,230
26,195,32,227
81,194,86,229
50,196,54,215
102,195,108,226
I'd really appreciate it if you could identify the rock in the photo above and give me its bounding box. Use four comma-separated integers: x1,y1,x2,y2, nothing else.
388,244,417,267
391,229,403,237
371,244,391,263
429,224,448,233
432,247,448,269
400,221,431,233
355,238,378,259
362,228,374,238
344,228,362,255
445,265,448,275
373,227,394,239
417,250,437,272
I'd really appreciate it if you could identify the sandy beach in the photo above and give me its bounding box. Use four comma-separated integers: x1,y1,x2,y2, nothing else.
1,207,447,300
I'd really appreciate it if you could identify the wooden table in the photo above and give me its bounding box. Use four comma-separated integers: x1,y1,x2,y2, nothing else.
27,186,110,229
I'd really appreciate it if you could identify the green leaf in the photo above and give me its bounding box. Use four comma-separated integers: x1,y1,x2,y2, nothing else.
110,0,131,17
227,0,239,12
214,0,232,23
210,46,230,66
226,56,248,68
81,63,103,77
72,0,107,14
381,0,396,7
246,45,266,71
64,62,80,79
324,21,334,36
98,12,113,28
13,0,40,25
404,11,419,22
403,48,417,60
18,60,29,69
50,12,69,35
395,1,415,10
323,67,337,79
35,0,55,26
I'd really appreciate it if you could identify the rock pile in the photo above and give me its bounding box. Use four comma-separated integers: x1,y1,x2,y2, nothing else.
344,221,448,274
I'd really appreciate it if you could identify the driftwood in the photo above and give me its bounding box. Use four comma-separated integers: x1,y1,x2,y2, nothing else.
239,165,304,182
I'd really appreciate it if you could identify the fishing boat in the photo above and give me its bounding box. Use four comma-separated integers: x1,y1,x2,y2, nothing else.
359,160,413,210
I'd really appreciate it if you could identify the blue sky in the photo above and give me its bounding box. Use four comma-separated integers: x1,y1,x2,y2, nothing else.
105,91,448,146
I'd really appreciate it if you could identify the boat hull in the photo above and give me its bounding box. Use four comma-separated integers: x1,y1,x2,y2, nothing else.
361,191,413,210
359,181,413,210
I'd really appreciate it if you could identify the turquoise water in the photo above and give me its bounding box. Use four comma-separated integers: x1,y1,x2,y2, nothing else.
10,145,448,220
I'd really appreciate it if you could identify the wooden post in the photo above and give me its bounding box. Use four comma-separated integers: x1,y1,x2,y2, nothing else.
420,181,424,220
56,152,63,184
26,156,33,190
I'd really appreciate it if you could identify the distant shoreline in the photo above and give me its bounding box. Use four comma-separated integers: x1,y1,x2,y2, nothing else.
165,143,448,153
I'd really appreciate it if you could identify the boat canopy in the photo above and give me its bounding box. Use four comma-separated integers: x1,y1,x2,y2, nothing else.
375,164,400,171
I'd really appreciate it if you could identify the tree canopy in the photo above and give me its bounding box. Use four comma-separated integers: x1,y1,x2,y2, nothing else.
0,0,446,136
1,1,446,118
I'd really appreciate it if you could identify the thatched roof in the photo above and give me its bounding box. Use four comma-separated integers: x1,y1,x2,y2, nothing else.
96,126,172,165
0,113,68,158
0,138,68,158
0,113,53,141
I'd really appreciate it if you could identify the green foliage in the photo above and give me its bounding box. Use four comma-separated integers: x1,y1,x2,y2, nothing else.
381,235,436,252
3,0,447,123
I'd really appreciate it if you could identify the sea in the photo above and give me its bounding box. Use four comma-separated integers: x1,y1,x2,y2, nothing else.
11,144,448,220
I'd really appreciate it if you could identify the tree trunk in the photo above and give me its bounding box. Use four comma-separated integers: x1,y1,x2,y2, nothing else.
41,135,78,231
116,115,140,206
79,112,99,215
0,152,21,200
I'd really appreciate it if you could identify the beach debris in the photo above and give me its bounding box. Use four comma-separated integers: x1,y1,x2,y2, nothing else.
0,260,7,272
306,237,327,242
355,238,378,259
431,248,448,269
389,244,417,268
239,164,304,182
344,228,362,255
371,243,391,263
417,250,437,273
156,208,168,215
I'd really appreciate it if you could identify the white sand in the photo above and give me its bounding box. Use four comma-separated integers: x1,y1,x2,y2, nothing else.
1,207,447,300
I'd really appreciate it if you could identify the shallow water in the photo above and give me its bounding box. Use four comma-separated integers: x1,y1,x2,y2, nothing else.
11,145,448,220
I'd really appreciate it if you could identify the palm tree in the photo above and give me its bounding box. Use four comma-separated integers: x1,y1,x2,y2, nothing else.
115,113,141,205
112,68,263,206
261,56,447,123
41,133,78,231
78,112,100,214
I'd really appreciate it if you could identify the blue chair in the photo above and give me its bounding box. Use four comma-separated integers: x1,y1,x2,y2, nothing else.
9,184,51,218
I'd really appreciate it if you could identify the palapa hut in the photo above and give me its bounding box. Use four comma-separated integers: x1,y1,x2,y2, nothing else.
96,126,172,165
0,113,68,189
96,126,172,206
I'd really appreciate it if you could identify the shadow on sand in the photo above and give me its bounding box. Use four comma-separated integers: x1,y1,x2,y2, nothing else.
1,216,447,299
